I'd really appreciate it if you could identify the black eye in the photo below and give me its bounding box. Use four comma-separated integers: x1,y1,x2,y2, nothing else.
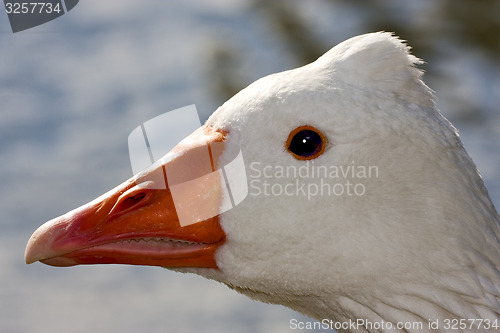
286,126,326,160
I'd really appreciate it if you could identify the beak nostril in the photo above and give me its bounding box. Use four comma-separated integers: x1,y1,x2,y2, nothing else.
110,191,151,218
123,193,146,208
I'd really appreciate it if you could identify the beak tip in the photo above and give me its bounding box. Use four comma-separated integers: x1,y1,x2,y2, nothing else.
24,218,62,265
25,235,41,264
24,257,36,265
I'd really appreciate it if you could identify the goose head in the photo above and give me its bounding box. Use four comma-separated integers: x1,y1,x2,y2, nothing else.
25,32,500,328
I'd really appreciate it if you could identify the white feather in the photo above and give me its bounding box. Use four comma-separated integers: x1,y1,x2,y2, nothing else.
183,32,500,332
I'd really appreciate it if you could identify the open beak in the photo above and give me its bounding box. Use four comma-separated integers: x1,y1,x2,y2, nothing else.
24,125,227,269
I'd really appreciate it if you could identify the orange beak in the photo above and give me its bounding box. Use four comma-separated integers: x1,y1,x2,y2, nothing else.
24,125,227,269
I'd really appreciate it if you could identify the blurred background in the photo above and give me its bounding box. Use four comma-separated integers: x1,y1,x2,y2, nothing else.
1,1,499,332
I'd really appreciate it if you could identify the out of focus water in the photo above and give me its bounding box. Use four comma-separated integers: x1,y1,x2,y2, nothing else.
1,1,499,333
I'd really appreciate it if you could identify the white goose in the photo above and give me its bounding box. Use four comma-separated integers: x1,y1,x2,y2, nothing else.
25,32,500,332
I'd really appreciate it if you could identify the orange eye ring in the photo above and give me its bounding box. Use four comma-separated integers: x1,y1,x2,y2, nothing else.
286,125,326,160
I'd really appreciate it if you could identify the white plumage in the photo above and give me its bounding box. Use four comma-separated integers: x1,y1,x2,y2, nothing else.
195,32,500,330
26,32,500,332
